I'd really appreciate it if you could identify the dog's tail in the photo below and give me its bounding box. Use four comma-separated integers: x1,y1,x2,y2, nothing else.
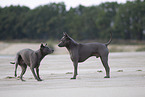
105,32,112,46
10,62,15,64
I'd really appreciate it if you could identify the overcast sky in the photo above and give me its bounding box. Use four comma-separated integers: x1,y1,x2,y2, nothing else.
0,0,133,10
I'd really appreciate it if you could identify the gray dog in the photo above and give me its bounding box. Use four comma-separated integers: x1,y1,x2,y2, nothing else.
58,32,112,79
10,43,54,81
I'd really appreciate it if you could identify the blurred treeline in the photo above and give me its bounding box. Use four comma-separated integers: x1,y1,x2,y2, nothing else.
0,0,145,41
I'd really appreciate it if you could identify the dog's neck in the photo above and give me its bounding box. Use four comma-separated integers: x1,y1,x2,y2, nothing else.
35,49,45,62
65,38,78,52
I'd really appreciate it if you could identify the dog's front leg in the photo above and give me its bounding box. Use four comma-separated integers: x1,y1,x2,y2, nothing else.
71,61,78,79
30,67,41,81
36,67,42,81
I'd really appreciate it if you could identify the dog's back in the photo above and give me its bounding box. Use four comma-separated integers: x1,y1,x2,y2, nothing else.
17,49,36,66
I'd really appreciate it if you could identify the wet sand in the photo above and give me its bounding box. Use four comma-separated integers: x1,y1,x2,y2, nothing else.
0,43,145,97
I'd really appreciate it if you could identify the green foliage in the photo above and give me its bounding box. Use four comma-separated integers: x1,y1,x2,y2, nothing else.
0,1,145,41
113,0,145,40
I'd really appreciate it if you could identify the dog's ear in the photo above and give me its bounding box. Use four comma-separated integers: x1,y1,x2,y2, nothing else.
63,32,71,40
40,43,44,48
63,32,69,37
63,32,66,36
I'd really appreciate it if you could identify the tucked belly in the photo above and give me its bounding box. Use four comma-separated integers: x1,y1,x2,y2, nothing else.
78,55,91,62
91,52,100,58
78,52,100,63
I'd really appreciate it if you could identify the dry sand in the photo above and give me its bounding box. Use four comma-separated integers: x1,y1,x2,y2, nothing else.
0,42,145,97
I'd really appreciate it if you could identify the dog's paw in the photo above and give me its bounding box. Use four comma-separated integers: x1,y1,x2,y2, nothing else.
70,77,76,80
104,76,110,78
14,74,17,77
37,79,43,81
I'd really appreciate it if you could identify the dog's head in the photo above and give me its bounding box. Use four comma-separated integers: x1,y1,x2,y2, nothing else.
40,43,54,55
58,32,71,47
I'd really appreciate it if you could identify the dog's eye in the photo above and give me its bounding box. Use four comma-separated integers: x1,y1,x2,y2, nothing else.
60,40,64,43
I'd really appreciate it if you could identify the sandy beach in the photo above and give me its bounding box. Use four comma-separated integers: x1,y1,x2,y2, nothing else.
0,43,145,97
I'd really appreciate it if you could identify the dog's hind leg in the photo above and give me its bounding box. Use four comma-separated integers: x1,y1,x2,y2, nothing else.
14,62,18,77
100,56,110,78
14,54,19,77
20,65,27,81
14,63,18,77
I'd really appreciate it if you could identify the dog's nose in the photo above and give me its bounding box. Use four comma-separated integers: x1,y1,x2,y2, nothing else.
52,50,54,52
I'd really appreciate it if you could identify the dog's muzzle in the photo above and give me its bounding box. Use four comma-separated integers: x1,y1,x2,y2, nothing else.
58,41,64,47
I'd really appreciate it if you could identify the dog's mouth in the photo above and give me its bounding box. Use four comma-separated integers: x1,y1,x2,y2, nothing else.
58,44,64,47
58,41,65,47
48,50,54,54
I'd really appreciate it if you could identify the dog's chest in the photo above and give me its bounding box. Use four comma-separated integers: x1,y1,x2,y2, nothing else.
69,50,79,62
